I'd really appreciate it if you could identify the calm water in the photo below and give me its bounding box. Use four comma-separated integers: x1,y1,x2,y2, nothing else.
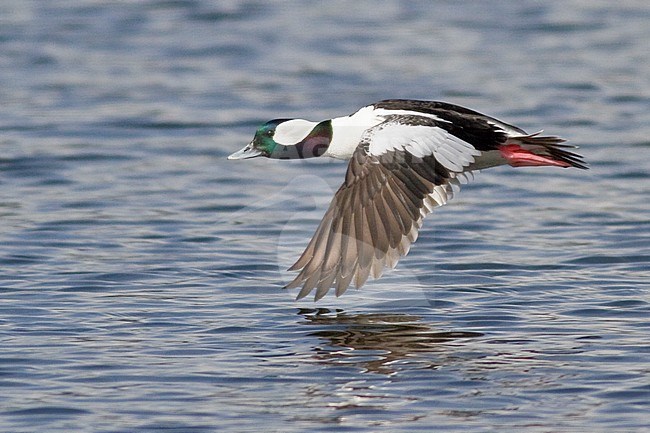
1,1,649,432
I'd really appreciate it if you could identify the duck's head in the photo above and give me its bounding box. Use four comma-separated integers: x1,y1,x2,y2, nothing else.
228,118,333,160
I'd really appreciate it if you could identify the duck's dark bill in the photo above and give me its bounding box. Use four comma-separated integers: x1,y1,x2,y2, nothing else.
228,144,263,160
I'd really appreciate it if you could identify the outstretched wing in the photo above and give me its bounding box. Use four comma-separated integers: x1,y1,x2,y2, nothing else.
285,115,481,301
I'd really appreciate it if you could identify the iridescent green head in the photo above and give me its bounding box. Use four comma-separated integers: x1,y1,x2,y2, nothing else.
228,119,333,160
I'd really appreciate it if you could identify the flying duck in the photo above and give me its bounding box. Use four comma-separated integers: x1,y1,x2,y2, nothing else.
228,99,587,301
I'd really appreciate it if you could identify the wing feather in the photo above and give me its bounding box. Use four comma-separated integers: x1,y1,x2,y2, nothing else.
287,116,480,300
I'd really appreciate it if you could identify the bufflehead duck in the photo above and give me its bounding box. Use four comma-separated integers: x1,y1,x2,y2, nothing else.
229,99,587,301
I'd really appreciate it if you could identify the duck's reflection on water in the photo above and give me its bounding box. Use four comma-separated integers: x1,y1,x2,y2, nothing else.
298,308,483,375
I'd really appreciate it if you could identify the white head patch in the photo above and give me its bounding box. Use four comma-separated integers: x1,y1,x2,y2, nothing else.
274,119,318,145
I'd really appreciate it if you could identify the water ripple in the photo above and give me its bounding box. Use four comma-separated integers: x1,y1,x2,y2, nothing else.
0,1,649,432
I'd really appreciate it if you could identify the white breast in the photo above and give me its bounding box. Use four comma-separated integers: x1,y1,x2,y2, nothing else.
324,106,384,159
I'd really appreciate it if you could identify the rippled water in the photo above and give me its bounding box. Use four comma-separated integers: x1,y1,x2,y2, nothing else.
1,1,649,432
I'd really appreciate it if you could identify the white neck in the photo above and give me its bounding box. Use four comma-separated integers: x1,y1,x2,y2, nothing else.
323,105,384,159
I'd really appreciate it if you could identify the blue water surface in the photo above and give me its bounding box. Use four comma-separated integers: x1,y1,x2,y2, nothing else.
1,1,649,432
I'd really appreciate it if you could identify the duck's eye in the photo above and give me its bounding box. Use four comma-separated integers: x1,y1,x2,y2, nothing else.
266,130,274,137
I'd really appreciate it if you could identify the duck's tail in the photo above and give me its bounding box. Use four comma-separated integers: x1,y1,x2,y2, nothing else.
501,132,588,169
